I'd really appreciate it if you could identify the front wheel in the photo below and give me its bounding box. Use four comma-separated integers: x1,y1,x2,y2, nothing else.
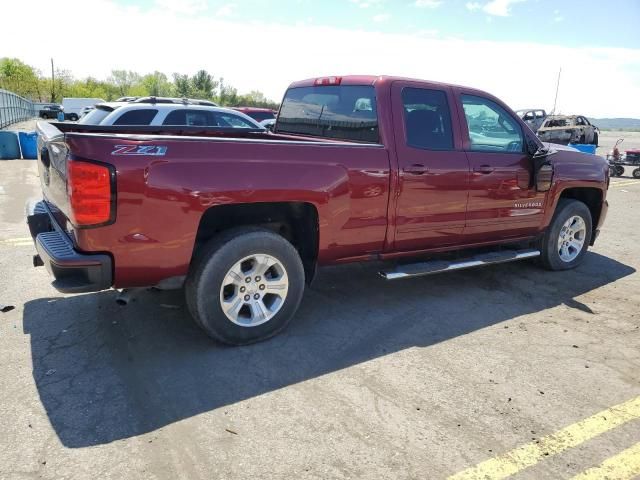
185,228,306,345
633,168,640,179
540,199,592,271
592,132,599,146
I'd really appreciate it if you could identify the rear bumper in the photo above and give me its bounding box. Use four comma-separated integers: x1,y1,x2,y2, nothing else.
26,200,112,293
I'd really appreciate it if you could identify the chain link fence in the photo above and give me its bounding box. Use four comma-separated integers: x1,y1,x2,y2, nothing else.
0,89,36,129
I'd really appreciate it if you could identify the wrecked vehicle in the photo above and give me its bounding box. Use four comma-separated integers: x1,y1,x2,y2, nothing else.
537,115,599,146
516,109,547,132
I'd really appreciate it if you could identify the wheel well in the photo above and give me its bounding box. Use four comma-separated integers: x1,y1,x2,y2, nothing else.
193,202,319,283
559,187,603,230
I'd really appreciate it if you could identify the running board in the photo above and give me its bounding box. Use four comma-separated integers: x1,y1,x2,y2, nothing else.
379,249,540,280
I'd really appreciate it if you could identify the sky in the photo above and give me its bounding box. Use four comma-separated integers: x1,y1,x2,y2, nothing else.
3,0,640,117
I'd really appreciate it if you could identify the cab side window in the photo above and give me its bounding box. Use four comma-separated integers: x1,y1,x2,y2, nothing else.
461,95,523,153
402,88,454,151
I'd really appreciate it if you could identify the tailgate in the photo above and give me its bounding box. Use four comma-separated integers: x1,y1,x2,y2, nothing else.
36,121,72,229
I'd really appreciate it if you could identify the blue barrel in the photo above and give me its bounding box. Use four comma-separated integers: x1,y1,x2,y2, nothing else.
568,143,597,154
57,111,64,121
0,131,21,159
18,131,38,159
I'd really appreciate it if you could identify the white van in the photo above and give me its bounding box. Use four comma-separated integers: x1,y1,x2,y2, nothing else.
61,98,105,121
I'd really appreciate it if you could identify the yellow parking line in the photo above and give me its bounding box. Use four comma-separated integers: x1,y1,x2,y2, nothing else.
611,180,640,188
0,237,32,244
0,237,33,247
448,396,640,480
570,442,640,480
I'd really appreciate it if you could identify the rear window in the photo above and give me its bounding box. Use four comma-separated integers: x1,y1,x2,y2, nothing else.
80,107,114,125
113,109,158,125
276,85,378,142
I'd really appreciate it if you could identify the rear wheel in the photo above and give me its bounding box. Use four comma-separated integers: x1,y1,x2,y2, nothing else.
615,165,625,177
633,168,640,179
592,132,599,146
540,199,592,271
185,228,306,345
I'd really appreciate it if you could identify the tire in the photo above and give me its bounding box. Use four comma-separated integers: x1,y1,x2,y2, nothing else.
609,166,617,177
540,199,592,271
592,132,599,146
633,168,640,179
615,165,625,177
185,227,306,345
69,114,78,121
578,134,586,144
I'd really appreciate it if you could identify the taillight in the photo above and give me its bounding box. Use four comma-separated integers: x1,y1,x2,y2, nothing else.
67,159,115,227
314,76,342,86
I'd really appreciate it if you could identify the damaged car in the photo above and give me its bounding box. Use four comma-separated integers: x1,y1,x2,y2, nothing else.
516,109,547,132
536,115,599,146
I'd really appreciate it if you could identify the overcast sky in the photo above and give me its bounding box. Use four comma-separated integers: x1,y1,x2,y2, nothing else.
4,0,640,117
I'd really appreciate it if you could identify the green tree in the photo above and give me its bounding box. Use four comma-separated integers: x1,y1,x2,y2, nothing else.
141,71,173,97
0,57,40,99
108,70,141,97
191,69,218,99
173,73,191,97
217,78,238,105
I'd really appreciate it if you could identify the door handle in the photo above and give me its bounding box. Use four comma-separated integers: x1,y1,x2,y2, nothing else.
474,165,495,174
403,164,428,175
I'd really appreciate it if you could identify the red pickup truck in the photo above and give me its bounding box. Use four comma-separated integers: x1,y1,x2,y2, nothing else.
28,75,609,345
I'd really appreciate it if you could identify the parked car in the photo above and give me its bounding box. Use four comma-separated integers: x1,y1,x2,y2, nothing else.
78,103,264,129
516,109,547,132
232,107,277,123
29,75,609,345
38,104,63,119
62,98,105,121
261,118,276,131
79,106,95,118
537,115,599,146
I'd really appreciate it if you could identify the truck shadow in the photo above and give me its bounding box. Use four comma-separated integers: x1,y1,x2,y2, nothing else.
23,252,634,448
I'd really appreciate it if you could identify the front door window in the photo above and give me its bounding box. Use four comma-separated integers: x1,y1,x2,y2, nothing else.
461,95,523,153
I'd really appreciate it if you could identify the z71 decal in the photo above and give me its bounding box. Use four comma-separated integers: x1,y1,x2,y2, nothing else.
112,145,167,156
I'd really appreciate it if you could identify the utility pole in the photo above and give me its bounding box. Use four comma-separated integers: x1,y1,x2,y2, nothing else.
552,67,561,115
50,58,55,103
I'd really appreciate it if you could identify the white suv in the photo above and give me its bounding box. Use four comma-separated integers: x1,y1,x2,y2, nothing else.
79,103,264,129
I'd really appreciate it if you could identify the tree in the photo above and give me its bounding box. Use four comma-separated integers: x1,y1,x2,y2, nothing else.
141,71,173,97
217,78,238,105
191,69,218,99
108,70,141,97
173,73,191,97
0,58,40,99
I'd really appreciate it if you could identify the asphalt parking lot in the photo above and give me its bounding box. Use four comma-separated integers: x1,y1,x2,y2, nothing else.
1,153,639,479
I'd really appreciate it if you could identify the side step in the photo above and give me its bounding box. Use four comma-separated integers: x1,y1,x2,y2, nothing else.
379,249,540,280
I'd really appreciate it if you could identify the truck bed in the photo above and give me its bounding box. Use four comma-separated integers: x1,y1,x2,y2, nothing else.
35,121,391,288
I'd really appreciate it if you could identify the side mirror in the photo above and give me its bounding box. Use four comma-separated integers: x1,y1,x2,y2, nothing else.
527,138,554,191
535,163,553,192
